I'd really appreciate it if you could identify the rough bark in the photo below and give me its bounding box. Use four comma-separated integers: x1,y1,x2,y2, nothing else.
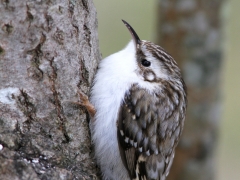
156,0,224,180
0,0,100,179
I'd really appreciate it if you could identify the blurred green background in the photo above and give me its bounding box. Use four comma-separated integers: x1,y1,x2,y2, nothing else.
93,0,240,179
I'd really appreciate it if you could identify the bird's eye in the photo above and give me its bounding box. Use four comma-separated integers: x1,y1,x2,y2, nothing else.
141,59,151,67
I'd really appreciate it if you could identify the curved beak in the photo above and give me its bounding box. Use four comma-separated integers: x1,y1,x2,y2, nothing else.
122,20,141,47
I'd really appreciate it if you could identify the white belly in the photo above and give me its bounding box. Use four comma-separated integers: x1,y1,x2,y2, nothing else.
89,41,158,179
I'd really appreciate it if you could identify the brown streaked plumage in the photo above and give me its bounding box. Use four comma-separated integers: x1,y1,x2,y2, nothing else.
116,22,187,180
118,77,186,180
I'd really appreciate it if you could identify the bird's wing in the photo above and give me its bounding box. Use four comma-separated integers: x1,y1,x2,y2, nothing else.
117,85,183,180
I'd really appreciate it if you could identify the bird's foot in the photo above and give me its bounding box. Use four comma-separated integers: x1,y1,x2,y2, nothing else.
75,90,96,118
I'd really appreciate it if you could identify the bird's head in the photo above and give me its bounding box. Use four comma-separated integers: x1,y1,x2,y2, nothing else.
122,20,182,84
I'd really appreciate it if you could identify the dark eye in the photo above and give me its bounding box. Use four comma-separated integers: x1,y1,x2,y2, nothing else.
141,59,151,67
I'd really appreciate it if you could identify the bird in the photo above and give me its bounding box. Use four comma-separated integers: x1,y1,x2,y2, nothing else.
79,20,187,180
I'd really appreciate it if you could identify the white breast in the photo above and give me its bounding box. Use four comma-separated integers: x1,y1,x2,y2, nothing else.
90,41,157,179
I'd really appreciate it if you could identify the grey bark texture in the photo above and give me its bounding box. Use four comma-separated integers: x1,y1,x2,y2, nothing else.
156,0,224,180
0,0,100,179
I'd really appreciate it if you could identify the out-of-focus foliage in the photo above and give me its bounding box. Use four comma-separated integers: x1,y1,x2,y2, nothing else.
217,0,240,179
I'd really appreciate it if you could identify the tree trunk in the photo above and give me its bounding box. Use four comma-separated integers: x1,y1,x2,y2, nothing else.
0,0,100,179
156,0,224,180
